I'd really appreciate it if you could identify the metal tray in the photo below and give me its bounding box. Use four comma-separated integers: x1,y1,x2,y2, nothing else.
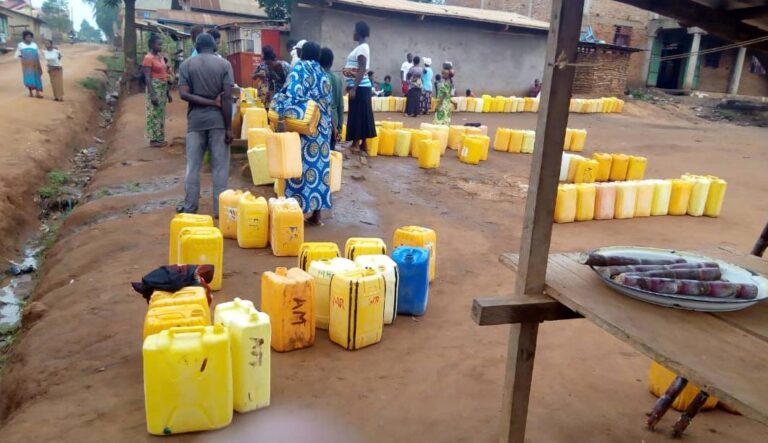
588,246,768,312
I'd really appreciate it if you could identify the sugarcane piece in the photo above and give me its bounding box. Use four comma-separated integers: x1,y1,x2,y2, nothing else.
580,252,687,267
671,390,710,438
614,276,759,299
599,262,720,278
619,267,722,281
647,376,688,430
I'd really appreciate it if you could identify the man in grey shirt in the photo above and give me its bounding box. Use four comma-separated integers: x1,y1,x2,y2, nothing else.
177,33,233,216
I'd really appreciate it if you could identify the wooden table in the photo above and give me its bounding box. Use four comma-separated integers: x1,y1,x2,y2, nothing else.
473,246,768,434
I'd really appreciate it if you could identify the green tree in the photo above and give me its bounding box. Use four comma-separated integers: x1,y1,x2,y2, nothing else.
86,0,119,41
78,19,102,42
257,0,291,20
41,0,73,33
101,0,138,79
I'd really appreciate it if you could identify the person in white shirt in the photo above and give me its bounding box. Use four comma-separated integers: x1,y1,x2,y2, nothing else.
400,52,413,95
291,40,306,66
342,21,376,155
43,39,64,101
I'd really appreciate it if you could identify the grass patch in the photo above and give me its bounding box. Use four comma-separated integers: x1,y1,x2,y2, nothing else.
37,169,69,200
47,170,69,186
127,182,141,193
98,54,125,72
80,77,101,91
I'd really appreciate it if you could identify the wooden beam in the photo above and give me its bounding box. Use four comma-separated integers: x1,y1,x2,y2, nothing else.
496,1,585,443
471,295,581,326
730,5,768,20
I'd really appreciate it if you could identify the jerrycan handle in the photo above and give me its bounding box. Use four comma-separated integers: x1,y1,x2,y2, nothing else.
168,325,206,337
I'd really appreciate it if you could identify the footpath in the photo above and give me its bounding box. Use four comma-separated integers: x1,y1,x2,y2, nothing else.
0,94,765,442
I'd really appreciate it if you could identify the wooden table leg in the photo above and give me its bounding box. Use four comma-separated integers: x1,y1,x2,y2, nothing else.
672,390,710,438
646,376,688,430
499,322,539,443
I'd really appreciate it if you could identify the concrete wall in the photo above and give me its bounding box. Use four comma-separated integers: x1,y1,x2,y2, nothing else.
291,3,547,96
697,47,768,97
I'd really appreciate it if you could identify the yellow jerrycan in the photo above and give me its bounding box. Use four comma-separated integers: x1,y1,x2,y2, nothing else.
268,197,304,257
704,178,727,217
237,192,269,249
260,267,315,352
669,179,694,216
626,156,648,181
329,267,386,350
508,129,524,153
143,325,232,435
308,258,359,329
567,155,585,183
570,129,587,152
149,287,210,321
521,130,535,153
143,303,211,339
563,128,574,150
345,237,387,260
574,159,599,184
614,182,639,219
686,177,711,217
428,126,449,154
247,146,275,186
494,128,511,152
394,129,412,157
366,135,379,157
447,125,466,150
218,189,244,240
609,153,630,181
418,140,441,169
298,242,340,271
214,298,271,413
595,182,617,220
393,225,438,282
651,179,672,216
169,213,213,265
482,95,493,112
274,178,285,197
241,107,268,138
592,152,613,182
266,132,303,179
247,127,271,149
177,227,224,290
554,184,577,223
378,128,396,156
634,180,654,217
330,150,343,193
410,129,432,158
575,183,596,222
354,255,399,325
459,137,483,165
468,135,490,161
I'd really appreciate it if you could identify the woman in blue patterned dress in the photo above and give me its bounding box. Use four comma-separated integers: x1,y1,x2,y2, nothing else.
271,41,333,226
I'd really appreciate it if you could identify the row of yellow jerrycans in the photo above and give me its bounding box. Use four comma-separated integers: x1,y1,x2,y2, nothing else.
368,125,445,169
492,127,586,154
554,176,727,223
451,96,539,113
561,153,647,184
143,295,272,435
371,95,436,113
569,97,624,113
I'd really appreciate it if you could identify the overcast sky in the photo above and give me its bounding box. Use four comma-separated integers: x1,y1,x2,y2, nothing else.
31,0,99,31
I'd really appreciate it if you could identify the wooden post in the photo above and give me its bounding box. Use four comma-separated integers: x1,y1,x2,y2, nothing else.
498,1,585,442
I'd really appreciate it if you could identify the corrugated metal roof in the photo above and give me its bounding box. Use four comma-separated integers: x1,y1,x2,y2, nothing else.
155,9,245,26
308,0,549,31
135,0,172,11
215,0,267,16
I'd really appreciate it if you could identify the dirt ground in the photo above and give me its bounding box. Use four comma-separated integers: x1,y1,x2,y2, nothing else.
0,92,767,442
0,44,107,258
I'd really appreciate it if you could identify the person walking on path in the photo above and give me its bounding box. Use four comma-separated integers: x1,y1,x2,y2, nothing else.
405,56,424,117
434,62,456,126
272,41,333,226
400,52,413,95
177,33,234,216
343,21,377,154
421,57,434,114
142,34,172,147
43,40,64,101
15,31,43,99
320,47,344,151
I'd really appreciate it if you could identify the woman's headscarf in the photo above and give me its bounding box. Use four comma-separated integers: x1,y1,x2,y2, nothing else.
424,57,432,67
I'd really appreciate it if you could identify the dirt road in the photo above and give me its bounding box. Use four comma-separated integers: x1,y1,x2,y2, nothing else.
0,44,107,258
0,94,766,442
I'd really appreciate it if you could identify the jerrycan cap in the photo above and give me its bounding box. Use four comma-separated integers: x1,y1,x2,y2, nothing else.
275,267,288,276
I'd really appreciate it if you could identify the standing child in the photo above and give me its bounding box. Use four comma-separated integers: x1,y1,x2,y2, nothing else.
434,62,455,126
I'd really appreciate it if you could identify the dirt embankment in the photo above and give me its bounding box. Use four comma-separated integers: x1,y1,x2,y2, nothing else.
0,94,767,442
0,44,107,258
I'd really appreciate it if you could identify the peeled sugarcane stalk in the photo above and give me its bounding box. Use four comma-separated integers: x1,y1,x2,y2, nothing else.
580,252,687,267
616,275,759,299
617,267,721,281
599,262,719,278
646,376,688,430
672,390,711,438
